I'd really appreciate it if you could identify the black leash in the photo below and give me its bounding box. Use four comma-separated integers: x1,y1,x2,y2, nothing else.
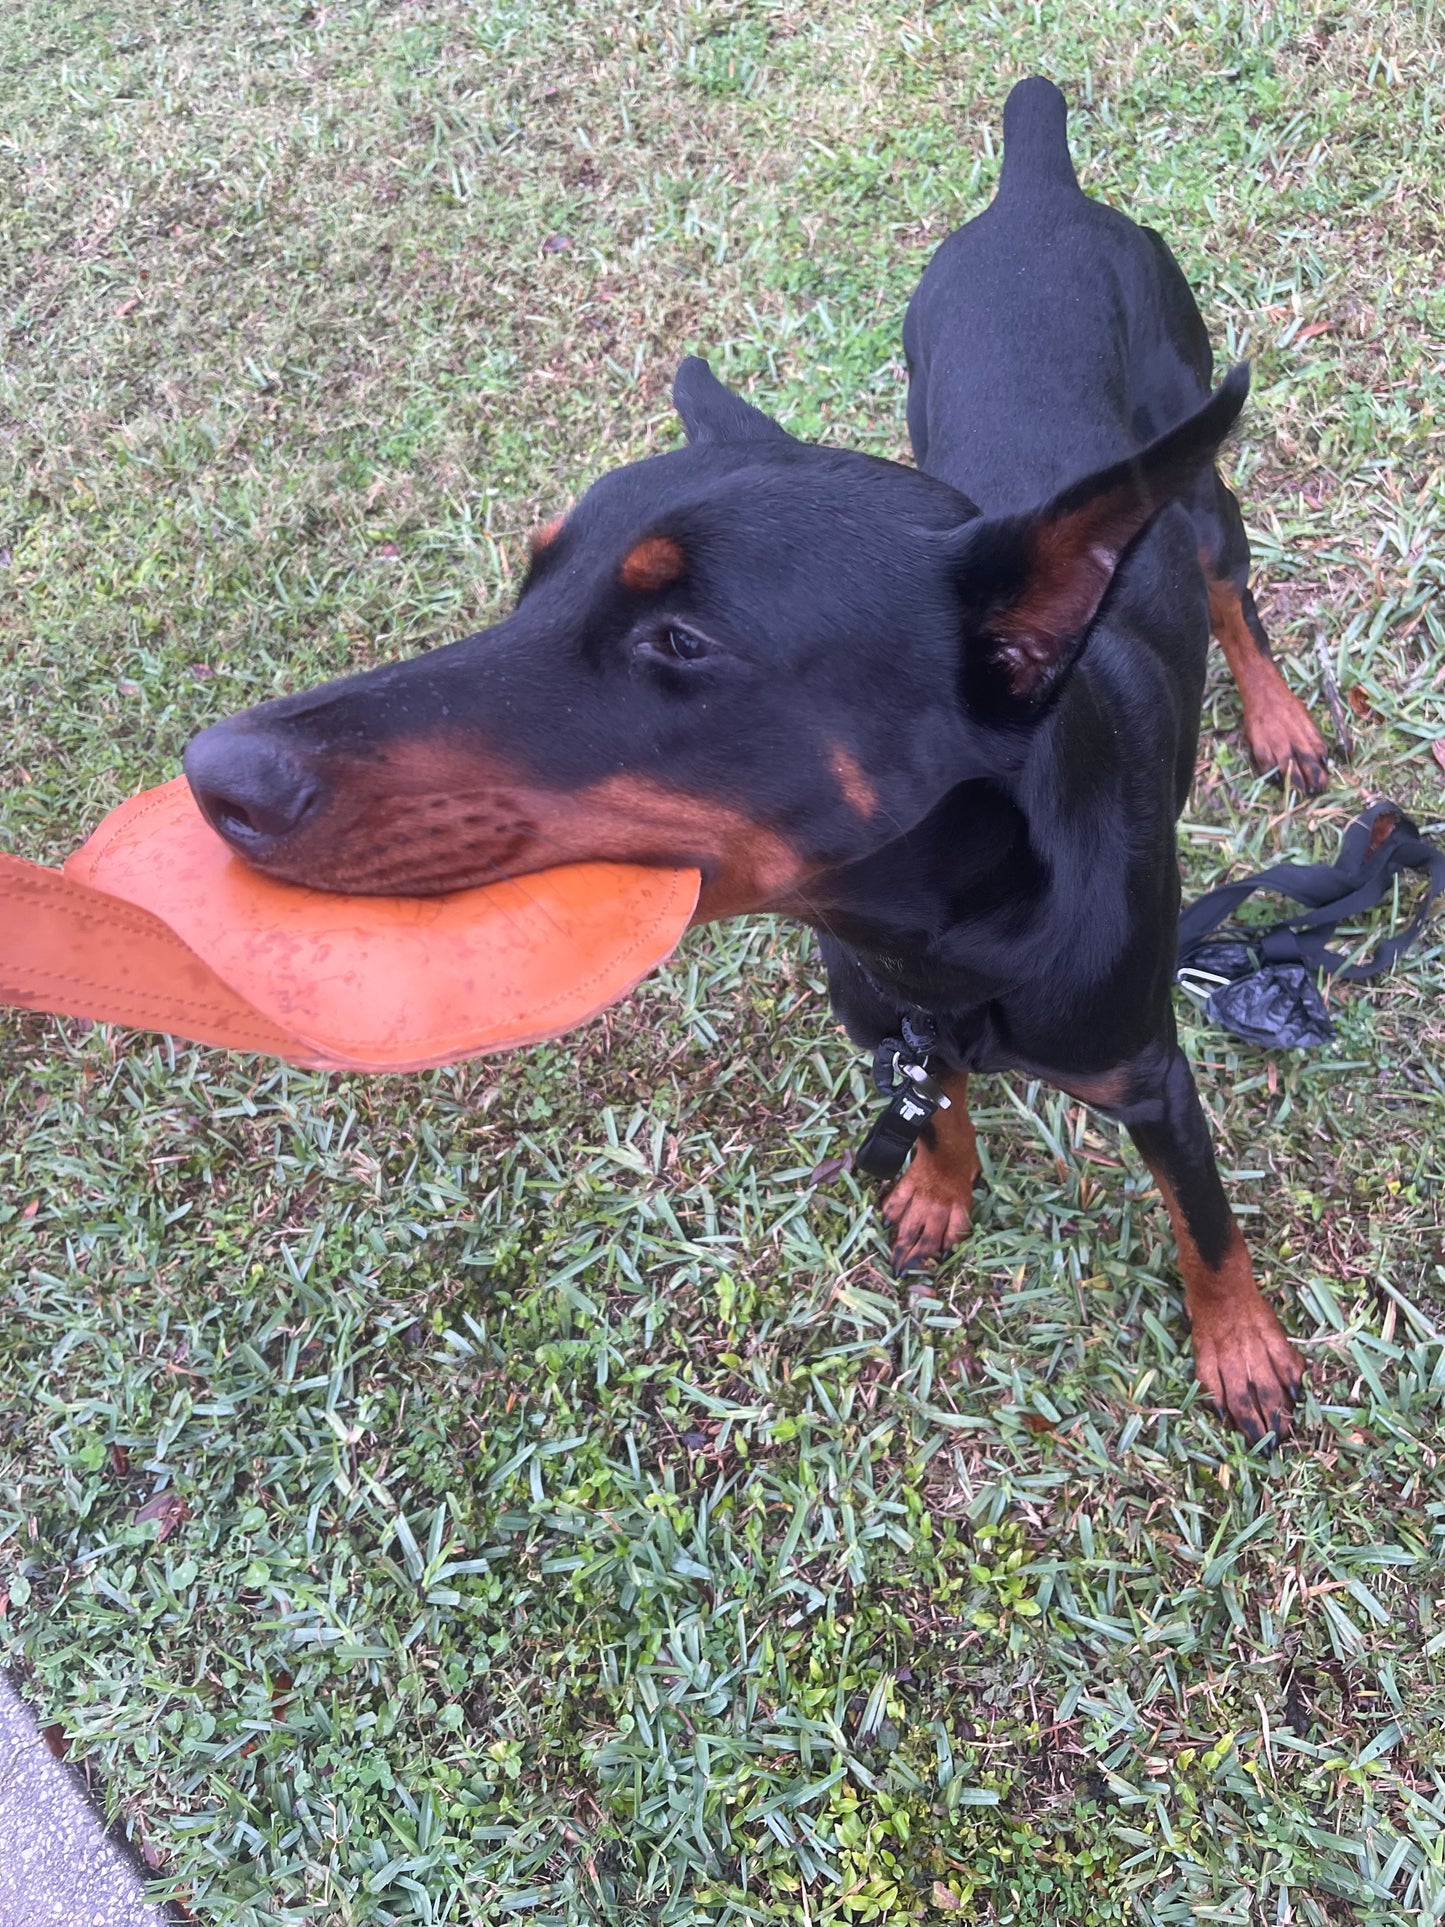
854,799,1443,1174
1175,799,1445,1048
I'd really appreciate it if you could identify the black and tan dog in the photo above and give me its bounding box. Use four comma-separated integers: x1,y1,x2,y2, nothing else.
184,78,1328,1442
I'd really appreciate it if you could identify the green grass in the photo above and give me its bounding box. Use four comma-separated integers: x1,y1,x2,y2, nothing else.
3,1,1445,1922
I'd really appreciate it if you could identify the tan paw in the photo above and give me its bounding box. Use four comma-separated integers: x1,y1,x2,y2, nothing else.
1192,1297,1304,1444
1244,691,1329,795
881,1162,977,1274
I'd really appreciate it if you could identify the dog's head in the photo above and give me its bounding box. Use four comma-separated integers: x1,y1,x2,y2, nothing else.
185,358,1246,921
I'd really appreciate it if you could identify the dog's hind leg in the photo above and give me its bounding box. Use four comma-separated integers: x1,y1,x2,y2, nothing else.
1198,477,1329,792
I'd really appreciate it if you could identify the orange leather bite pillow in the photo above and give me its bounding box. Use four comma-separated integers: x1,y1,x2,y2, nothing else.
0,778,700,1071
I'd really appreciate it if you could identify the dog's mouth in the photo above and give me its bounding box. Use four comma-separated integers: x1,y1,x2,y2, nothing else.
184,723,812,919
185,722,564,896
224,792,547,898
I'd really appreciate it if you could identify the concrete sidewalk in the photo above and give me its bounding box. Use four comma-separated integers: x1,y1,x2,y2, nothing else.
0,1673,169,1927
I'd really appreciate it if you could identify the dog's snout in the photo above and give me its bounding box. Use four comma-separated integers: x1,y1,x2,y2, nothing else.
184,724,321,849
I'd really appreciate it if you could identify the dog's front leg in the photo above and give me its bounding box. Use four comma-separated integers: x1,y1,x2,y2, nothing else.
1097,1044,1304,1443
881,1069,981,1273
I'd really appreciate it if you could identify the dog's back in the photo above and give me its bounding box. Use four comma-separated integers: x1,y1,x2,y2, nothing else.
904,78,1215,513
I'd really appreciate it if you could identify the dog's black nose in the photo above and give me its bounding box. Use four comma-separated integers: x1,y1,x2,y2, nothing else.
183,724,321,848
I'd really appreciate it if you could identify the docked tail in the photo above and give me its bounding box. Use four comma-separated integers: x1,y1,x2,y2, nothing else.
997,77,1079,197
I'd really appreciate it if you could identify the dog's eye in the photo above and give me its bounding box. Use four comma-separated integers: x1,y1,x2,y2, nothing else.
657,625,709,663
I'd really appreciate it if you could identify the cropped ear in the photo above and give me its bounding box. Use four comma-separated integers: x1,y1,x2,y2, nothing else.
673,355,796,446
954,365,1250,710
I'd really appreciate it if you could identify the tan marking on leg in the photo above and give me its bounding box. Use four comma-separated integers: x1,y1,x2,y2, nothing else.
880,1071,981,1273
1054,1065,1131,1108
1146,1165,1303,1442
827,745,878,819
1206,574,1328,792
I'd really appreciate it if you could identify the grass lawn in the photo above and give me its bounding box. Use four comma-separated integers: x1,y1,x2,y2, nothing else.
3,1,1445,1921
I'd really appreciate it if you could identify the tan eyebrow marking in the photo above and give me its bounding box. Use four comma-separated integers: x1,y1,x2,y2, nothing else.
829,744,878,818
529,513,566,554
619,534,686,593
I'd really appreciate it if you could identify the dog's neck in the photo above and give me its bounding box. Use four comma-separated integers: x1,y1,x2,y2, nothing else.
794,774,1048,1010
794,668,1148,1020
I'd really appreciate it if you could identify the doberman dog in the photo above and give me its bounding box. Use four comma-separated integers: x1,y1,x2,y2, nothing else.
184,78,1328,1442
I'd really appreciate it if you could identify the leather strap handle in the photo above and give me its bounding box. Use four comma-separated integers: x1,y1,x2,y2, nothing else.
0,853,332,1065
